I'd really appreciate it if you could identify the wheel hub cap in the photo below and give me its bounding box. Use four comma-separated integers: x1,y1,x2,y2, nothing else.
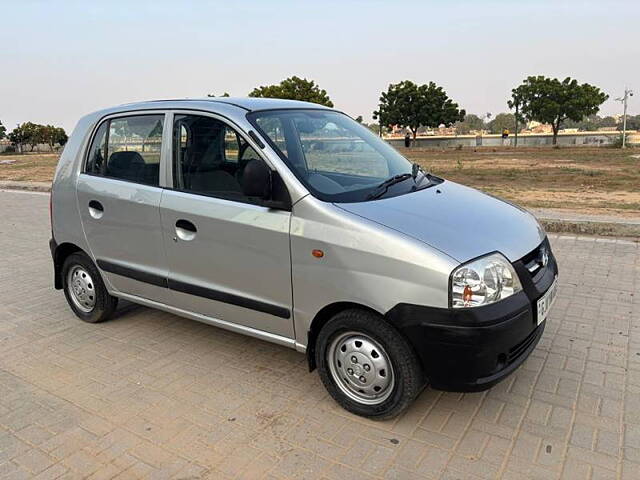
67,266,96,313
327,331,395,405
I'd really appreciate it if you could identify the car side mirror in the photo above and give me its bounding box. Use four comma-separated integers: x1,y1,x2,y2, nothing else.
242,159,292,210
242,159,272,199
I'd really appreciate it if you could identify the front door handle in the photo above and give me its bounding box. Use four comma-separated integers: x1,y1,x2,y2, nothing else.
175,219,197,241
88,200,104,219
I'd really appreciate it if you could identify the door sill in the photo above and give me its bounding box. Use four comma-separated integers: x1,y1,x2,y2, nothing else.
113,291,306,352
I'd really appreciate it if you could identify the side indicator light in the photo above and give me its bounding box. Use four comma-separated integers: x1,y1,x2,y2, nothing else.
463,285,473,306
312,249,324,258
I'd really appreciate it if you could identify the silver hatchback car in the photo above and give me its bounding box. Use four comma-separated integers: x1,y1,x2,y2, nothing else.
50,98,558,418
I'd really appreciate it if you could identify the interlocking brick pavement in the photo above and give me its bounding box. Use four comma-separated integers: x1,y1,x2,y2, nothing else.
0,190,638,479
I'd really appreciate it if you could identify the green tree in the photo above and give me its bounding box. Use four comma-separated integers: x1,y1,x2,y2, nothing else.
373,80,465,142
563,114,624,131
620,114,640,131
8,122,42,152
598,116,617,128
455,114,485,134
249,76,333,107
207,92,230,97
562,114,601,131
362,122,388,136
41,125,56,151
8,125,25,152
57,127,68,147
509,76,608,145
25,122,44,151
41,125,68,151
355,115,363,123
0,120,6,140
487,113,520,134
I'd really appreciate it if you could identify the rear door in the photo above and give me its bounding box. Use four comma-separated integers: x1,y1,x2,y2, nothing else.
159,112,294,338
76,113,169,302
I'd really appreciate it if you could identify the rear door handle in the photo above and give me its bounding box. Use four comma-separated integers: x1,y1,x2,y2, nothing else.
175,219,197,241
88,200,104,219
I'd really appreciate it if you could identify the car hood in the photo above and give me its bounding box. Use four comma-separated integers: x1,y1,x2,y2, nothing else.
335,180,545,263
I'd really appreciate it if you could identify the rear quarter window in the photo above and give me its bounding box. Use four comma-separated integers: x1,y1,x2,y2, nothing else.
86,122,107,175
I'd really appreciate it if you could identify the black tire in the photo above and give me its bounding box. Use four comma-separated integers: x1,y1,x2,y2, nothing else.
62,252,117,323
315,309,425,419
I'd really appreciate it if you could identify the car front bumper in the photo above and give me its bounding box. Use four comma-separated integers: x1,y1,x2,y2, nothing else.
386,238,558,392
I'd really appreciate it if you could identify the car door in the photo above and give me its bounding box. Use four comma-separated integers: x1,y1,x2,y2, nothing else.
76,113,169,303
159,112,294,338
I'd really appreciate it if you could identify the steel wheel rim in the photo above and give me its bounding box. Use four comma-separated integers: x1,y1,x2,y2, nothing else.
327,331,395,405
67,265,96,313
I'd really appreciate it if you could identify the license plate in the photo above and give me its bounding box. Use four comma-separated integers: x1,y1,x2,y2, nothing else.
537,276,558,325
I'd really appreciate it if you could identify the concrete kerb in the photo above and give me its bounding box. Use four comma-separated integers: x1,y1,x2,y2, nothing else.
0,180,51,192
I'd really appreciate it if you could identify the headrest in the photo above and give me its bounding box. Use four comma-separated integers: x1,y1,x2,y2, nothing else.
108,151,145,170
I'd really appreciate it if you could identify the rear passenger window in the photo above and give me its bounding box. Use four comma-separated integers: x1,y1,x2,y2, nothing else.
85,115,163,187
172,115,262,201
107,116,163,186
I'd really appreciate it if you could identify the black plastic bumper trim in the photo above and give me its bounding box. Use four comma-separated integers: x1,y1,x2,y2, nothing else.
49,237,62,289
97,259,168,288
473,321,545,387
49,238,57,258
167,278,291,319
95,259,290,320
385,242,558,392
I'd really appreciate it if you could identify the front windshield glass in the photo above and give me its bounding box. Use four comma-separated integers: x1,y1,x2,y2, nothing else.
247,109,420,202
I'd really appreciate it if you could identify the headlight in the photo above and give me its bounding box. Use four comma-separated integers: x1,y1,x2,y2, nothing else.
450,253,522,308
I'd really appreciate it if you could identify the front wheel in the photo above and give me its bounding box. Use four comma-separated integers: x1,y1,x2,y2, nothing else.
315,309,425,419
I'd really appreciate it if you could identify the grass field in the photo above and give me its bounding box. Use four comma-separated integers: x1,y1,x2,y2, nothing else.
405,146,640,217
0,153,60,183
1,147,639,217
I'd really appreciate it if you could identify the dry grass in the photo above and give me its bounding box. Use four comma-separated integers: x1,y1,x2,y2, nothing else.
0,153,59,182
403,146,640,217
1,147,639,217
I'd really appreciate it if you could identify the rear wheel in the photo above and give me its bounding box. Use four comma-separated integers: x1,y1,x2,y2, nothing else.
62,252,117,323
316,309,425,419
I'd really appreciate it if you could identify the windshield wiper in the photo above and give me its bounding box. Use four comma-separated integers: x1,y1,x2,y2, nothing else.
366,173,414,200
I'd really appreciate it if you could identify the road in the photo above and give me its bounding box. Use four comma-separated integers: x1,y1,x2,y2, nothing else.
0,190,638,479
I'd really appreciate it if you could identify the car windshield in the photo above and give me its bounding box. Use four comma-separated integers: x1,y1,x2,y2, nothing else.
247,109,425,202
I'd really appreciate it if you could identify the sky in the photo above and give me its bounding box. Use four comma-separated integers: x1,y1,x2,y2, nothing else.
1,0,638,133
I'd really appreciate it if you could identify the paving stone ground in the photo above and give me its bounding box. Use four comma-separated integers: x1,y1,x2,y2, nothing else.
0,190,638,480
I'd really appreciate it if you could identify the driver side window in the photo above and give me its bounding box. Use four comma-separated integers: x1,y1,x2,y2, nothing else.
172,114,262,202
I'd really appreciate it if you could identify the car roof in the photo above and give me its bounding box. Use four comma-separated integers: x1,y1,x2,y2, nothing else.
118,97,333,112
78,97,337,132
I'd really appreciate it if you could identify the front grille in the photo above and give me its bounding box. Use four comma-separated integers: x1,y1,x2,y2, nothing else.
524,257,542,275
519,239,549,277
507,326,539,364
